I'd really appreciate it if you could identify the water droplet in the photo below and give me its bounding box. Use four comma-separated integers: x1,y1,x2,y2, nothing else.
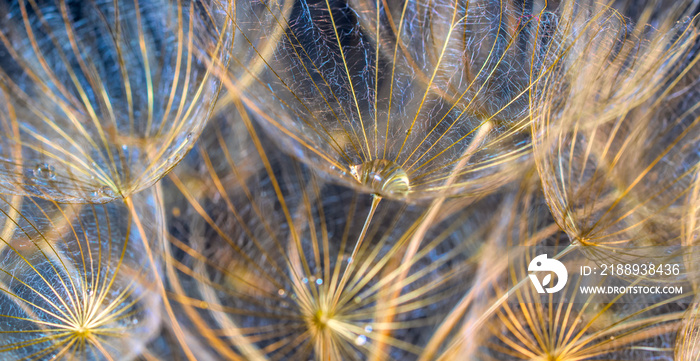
349,159,410,197
278,289,286,297
94,186,117,198
354,296,362,304
34,164,55,180
364,325,373,333
122,144,128,151
132,318,139,325
93,186,117,200
355,335,367,346
315,278,323,285
302,277,309,284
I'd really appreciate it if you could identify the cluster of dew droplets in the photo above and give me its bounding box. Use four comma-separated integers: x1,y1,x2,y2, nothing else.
355,324,373,346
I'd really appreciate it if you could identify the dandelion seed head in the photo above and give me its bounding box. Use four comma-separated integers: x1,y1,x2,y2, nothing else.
227,0,562,201
531,0,700,264
0,0,233,202
0,188,164,360
162,101,483,360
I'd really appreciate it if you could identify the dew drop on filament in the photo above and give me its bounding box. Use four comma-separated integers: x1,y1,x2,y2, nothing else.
34,164,55,180
350,159,410,197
